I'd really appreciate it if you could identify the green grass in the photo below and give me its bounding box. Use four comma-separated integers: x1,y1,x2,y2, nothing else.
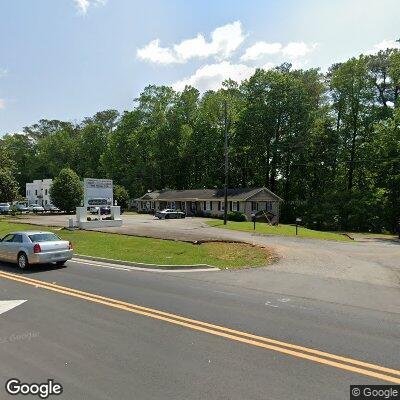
0,221,274,269
206,220,351,241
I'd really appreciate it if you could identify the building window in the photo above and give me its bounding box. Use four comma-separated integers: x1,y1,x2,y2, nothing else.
45,189,48,195
266,201,273,211
205,201,211,211
251,202,259,211
35,190,37,196
232,202,239,212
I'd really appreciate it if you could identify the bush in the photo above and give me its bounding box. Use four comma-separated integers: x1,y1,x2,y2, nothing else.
227,211,246,222
113,184,129,210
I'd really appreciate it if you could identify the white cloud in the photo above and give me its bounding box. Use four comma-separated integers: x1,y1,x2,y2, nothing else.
241,42,282,61
366,39,400,54
240,41,317,62
137,39,180,64
137,21,245,64
74,0,106,15
0,99,5,109
282,42,318,58
172,61,255,92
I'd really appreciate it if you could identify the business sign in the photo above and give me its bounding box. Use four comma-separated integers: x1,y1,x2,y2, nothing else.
83,178,113,207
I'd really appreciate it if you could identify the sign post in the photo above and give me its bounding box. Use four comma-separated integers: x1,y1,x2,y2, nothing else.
251,213,256,230
75,178,122,229
295,217,302,235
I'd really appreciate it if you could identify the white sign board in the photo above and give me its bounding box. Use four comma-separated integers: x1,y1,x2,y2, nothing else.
83,178,113,207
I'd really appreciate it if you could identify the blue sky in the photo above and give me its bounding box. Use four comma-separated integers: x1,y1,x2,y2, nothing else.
0,0,399,135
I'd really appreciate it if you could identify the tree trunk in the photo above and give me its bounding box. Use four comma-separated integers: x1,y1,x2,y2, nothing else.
270,113,282,192
347,120,357,192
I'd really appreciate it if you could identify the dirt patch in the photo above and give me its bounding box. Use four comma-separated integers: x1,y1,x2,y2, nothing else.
203,242,278,269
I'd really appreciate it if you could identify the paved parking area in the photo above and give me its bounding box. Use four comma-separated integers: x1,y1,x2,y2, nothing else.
6,213,400,291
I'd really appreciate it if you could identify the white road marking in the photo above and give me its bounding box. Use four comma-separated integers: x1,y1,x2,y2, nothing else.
277,298,291,303
212,290,236,296
265,301,279,308
0,300,27,315
69,258,218,273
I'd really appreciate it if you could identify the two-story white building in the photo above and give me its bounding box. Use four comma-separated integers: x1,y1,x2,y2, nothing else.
26,179,53,206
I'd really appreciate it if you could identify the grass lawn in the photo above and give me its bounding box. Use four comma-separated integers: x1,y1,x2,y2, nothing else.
0,221,274,269
206,220,351,242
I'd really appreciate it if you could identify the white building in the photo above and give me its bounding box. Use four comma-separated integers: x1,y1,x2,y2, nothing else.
26,179,53,206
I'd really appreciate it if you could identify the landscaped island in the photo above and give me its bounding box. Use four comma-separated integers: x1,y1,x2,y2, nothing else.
0,221,275,269
206,220,351,241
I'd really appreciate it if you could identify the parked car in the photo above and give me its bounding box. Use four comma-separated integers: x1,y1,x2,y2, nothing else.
0,203,10,215
0,231,73,269
155,209,186,219
27,204,45,213
14,203,29,212
44,204,60,212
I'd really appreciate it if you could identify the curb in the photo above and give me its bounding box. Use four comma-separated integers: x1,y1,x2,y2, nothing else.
74,254,217,271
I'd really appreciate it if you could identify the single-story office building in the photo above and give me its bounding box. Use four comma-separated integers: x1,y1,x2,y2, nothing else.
135,187,283,223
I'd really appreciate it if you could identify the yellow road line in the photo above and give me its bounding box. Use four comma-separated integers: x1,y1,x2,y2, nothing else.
0,270,399,384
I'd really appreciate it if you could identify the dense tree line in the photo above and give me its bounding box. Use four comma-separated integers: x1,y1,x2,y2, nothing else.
1,50,399,232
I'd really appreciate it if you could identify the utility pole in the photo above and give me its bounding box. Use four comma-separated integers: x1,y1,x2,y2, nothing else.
223,100,228,225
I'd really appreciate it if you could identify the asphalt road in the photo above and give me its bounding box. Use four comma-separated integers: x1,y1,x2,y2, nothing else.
0,259,399,399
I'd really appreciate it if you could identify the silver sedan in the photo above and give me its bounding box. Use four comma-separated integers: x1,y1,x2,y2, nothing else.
0,231,73,269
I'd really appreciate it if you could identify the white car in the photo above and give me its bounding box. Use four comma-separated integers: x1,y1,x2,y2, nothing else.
155,209,186,219
0,203,10,215
0,231,73,269
44,204,60,212
27,205,45,213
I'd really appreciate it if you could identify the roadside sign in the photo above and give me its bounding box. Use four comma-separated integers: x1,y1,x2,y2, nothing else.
83,178,113,208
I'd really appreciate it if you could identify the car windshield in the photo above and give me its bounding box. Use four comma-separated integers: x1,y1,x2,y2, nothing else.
28,233,61,243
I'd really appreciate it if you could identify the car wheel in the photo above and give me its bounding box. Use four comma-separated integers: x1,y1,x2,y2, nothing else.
56,261,65,266
17,253,29,270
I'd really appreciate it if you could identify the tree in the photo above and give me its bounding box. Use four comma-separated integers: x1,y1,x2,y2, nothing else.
2,47,400,232
113,184,129,210
1,133,36,194
0,168,19,202
50,168,83,213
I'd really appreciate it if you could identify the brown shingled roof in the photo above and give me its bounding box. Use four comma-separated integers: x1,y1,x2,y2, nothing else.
137,187,283,201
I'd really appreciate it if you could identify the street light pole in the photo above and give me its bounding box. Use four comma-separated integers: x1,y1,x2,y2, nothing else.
223,100,228,225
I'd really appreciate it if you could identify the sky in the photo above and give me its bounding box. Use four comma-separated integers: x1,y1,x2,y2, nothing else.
0,0,399,135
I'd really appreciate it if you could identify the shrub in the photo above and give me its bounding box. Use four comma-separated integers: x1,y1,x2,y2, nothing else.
113,184,129,210
227,211,246,222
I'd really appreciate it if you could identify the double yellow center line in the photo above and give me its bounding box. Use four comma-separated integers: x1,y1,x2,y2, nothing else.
0,270,399,384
